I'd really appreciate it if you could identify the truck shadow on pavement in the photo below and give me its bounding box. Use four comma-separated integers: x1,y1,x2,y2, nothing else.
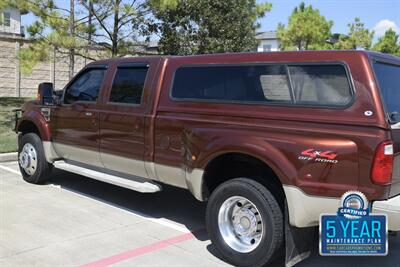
48,169,400,267
48,169,208,241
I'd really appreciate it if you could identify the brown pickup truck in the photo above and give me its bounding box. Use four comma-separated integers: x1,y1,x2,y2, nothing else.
14,51,400,266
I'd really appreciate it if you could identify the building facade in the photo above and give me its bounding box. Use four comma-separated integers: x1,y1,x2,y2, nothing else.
0,7,91,97
0,7,23,36
256,31,280,52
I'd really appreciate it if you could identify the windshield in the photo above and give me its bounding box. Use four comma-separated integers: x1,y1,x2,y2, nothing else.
373,62,400,123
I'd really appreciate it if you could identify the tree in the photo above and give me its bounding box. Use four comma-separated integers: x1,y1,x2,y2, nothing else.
16,0,91,78
277,2,333,51
149,0,272,55
373,29,400,56
335,18,374,50
17,0,168,76
79,0,153,57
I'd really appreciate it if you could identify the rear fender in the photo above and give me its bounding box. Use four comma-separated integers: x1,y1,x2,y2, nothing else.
183,128,297,200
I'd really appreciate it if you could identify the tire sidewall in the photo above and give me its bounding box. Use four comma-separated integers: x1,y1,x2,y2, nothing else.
206,178,283,267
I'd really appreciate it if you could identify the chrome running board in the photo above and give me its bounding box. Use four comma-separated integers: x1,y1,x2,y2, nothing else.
53,160,161,193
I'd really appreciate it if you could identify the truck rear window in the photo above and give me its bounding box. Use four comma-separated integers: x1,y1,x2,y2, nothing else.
373,62,400,121
171,64,352,107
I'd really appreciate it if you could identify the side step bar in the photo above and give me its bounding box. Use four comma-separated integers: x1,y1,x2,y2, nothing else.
53,160,161,193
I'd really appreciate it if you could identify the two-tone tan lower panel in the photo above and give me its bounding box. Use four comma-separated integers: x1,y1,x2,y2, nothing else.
283,185,340,228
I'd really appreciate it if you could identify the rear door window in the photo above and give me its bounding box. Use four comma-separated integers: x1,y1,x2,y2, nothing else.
372,62,400,122
109,67,148,105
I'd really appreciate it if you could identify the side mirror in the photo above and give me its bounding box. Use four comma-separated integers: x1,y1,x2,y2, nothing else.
37,82,54,106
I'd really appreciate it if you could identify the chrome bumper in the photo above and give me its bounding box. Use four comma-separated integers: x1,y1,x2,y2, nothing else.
372,195,400,231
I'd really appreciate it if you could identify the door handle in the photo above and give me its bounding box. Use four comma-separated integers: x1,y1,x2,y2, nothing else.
85,112,93,116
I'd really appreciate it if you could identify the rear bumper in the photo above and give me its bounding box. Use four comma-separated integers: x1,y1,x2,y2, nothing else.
372,194,400,231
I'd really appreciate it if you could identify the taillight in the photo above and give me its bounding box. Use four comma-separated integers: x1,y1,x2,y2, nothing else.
371,140,393,185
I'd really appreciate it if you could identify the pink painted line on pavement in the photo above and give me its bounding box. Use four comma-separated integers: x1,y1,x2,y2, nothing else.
80,231,199,267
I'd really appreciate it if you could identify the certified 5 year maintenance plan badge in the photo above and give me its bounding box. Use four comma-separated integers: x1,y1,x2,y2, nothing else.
320,191,388,256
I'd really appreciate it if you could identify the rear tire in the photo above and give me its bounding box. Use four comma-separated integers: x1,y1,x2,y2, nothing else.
206,178,283,267
18,133,52,184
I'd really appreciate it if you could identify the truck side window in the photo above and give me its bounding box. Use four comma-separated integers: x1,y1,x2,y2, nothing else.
288,65,352,106
64,68,106,104
171,64,352,107
109,67,148,104
171,65,292,103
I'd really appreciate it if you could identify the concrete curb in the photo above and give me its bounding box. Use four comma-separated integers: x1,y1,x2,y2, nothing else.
0,152,17,162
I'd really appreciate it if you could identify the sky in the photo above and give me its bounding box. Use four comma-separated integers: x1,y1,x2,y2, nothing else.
21,0,400,40
256,0,399,39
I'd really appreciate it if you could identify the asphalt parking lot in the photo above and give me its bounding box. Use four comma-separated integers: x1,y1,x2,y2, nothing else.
1,161,399,267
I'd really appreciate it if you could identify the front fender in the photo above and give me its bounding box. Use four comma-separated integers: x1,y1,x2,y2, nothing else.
17,109,51,141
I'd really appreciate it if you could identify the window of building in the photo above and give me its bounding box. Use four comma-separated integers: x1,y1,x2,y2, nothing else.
109,66,148,104
171,64,352,107
0,12,11,26
263,44,272,52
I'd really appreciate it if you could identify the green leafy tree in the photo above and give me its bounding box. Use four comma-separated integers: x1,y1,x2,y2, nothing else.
335,18,374,50
373,29,400,56
149,0,272,55
277,2,333,50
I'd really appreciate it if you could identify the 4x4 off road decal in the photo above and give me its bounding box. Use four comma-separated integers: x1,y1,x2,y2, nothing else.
298,149,338,164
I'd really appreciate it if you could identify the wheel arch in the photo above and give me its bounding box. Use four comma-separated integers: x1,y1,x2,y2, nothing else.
18,120,41,138
16,114,57,163
17,112,51,141
186,145,295,213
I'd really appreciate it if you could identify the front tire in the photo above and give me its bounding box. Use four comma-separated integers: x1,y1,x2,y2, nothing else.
18,133,52,184
206,178,283,267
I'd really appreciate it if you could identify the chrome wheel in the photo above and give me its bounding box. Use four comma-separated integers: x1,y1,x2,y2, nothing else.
19,143,37,176
218,196,263,253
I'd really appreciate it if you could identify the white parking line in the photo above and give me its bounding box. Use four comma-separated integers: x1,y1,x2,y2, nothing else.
0,164,21,175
